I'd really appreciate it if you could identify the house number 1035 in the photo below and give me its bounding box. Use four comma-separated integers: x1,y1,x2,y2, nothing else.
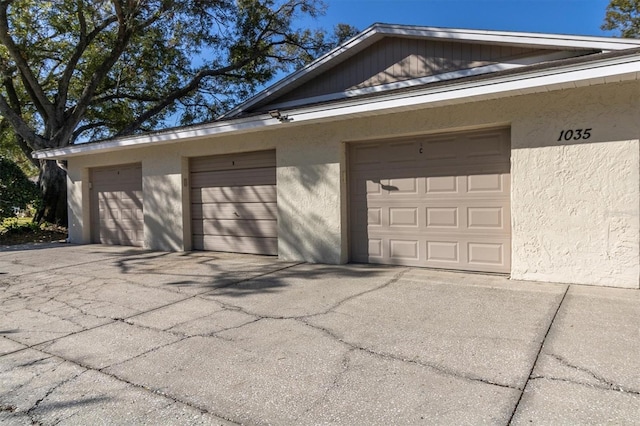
558,128,592,141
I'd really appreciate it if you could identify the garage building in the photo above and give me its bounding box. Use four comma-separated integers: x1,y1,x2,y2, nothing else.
34,24,640,289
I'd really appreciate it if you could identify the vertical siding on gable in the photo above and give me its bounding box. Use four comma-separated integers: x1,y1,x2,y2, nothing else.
270,37,556,107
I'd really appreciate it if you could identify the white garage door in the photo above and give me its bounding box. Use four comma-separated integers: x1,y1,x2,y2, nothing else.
190,150,277,255
90,164,144,247
350,128,511,273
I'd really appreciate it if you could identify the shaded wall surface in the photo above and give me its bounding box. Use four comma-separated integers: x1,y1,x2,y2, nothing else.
67,80,640,288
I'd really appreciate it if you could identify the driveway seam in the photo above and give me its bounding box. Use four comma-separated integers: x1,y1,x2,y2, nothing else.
299,317,518,390
123,261,306,321
201,267,520,391
3,343,242,425
0,262,305,360
506,283,571,425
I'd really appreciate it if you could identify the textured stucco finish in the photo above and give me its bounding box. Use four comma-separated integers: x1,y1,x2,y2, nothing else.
510,85,640,288
65,80,640,288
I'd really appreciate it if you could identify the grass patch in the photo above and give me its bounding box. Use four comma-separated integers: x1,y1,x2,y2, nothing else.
0,217,67,246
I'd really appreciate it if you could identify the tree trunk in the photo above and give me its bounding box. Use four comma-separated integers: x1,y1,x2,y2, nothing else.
34,159,68,226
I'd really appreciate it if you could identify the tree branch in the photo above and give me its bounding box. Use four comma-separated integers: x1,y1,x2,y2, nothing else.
57,5,118,120
52,0,134,146
115,54,264,136
0,93,46,150
0,1,55,122
71,121,106,143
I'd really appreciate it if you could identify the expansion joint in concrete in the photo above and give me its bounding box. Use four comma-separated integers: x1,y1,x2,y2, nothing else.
506,284,571,425
10,343,242,426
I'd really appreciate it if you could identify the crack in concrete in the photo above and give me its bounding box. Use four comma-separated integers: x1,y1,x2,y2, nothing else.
301,268,411,319
0,337,242,426
15,355,55,368
203,267,411,322
25,369,88,423
299,316,518,390
1,357,68,399
295,347,355,422
101,334,191,371
121,262,306,322
196,317,264,340
507,284,571,425
0,262,308,424
202,268,519,391
535,353,640,395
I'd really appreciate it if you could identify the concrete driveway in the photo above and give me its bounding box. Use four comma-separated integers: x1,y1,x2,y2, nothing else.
0,243,638,425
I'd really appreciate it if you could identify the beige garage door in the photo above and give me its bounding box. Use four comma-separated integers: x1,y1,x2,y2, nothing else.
90,164,144,246
350,128,511,273
190,150,277,255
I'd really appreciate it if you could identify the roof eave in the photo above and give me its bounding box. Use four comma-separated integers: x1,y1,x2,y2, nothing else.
33,54,640,160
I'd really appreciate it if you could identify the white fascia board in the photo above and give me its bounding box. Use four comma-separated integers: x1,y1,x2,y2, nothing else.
32,115,278,159
375,24,640,50
281,56,639,123
33,55,640,160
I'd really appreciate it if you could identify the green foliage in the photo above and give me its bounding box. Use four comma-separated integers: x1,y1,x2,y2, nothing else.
1,217,40,233
0,0,358,145
602,0,640,38
0,156,40,220
0,119,38,177
0,0,357,225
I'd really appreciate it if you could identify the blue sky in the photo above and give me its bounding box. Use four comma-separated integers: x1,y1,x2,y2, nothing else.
312,0,615,37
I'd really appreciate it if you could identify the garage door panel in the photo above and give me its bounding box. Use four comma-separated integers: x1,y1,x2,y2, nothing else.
465,132,510,159
426,207,459,228
91,164,144,247
99,197,142,211
387,141,423,163
426,241,460,263
367,207,382,226
190,151,276,173
424,137,458,160
191,168,275,188
389,208,419,227
192,219,277,238
193,235,277,255
387,177,418,194
352,144,384,165
426,175,458,194
192,202,276,221
192,185,276,204
466,173,506,193
467,242,505,266
190,150,277,256
389,239,420,260
467,207,505,229
350,128,510,273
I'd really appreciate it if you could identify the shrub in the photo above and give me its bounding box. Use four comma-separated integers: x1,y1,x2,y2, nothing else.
0,157,40,221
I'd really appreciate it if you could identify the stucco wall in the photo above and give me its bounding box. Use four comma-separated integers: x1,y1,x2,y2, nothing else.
275,126,345,263
66,79,640,288
509,84,640,288
66,147,186,251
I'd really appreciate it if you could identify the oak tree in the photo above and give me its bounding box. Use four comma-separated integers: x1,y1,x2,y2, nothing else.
602,0,640,38
0,0,357,225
